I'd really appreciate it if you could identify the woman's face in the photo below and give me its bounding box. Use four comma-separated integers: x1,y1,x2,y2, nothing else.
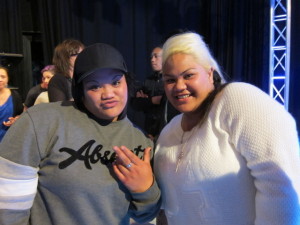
163,53,214,116
82,68,128,121
0,68,8,90
42,71,54,89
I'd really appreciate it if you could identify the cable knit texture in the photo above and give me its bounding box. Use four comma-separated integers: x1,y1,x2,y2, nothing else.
154,82,300,225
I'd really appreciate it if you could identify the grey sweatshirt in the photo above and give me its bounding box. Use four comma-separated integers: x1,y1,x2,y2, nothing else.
0,102,161,225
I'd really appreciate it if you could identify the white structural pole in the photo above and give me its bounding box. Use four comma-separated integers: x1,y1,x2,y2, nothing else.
269,0,291,109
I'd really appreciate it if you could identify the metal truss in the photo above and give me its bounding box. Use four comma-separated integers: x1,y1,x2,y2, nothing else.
269,0,291,109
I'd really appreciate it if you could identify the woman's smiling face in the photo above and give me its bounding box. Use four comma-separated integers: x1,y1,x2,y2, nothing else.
82,68,128,121
163,53,215,116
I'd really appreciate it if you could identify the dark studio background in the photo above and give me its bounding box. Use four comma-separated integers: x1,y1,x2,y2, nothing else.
0,0,299,131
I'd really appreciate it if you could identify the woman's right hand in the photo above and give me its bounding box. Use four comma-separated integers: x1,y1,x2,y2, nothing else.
112,146,154,193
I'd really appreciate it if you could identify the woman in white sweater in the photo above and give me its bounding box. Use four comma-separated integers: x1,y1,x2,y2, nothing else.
154,32,300,225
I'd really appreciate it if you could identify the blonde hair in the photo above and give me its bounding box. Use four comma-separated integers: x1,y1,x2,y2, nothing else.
162,32,226,83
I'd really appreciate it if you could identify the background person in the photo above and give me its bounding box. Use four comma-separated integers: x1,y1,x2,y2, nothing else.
0,66,23,142
131,46,164,140
33,65,55,105
0,43,161,225
23,65,55,110
154,32,300,225
131,46,179,141
48,39,84,102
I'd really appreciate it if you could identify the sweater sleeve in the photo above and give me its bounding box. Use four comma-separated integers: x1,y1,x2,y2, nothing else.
127,131,161,223
220,83,300,225
0,112,40,225
129,180,162,223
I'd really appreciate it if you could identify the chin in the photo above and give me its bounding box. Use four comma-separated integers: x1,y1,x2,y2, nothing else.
102,111,121,121
175,106,194,114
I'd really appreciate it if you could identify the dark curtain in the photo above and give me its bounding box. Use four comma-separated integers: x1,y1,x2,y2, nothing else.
0,0,25,97
0,0,23,53
203,0,270,90
35,0,270,89
37,0,84,65
36,0,206,83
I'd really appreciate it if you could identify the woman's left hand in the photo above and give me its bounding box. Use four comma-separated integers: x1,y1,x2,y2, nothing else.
3,116,20,127
112,146,153,193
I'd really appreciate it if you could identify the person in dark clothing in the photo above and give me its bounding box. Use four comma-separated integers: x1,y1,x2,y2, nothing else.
131,46,179,140
23,65,55,110
48,39,84,102
24,84,47,108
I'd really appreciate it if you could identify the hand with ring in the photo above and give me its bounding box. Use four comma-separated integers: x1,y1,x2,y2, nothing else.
112,146,153,193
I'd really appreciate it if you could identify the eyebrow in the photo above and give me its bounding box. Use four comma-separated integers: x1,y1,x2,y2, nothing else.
163,68,196,77
112,74,123,79
84,74,123,84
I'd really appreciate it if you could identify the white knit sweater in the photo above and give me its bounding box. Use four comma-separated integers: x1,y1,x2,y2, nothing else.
154,82,300,225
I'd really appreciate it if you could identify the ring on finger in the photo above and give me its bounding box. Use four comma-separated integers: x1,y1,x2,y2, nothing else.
125,162,132,168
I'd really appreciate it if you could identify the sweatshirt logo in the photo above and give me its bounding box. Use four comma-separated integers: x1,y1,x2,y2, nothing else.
58,140,145,169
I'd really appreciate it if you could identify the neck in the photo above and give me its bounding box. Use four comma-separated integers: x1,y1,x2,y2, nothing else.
40,83,47,89
0,87,8,94
181,113,199,131
69,67,74,78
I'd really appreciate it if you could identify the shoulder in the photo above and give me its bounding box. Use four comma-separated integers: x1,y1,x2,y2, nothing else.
10,89,21,97
28,84,41,94
213,82,295,127
27,101,78,119
126,118,153,138
158,113,182,138
145,72,158,81
49,74,69,85
51,73,65,80
222,82,267,98
10,89,22,101
123,117,149,136
217,82,282,110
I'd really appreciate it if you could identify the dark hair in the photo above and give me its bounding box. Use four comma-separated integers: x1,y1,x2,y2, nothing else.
52,39,84,78
196,71,229,127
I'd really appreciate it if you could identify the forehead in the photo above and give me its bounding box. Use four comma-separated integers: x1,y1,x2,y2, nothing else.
82,68,124,83
43,71,54,77
163,53,207,76
152,47,162,55
0,68,8,76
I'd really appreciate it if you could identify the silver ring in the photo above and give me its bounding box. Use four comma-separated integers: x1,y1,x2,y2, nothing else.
125,162,132,168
